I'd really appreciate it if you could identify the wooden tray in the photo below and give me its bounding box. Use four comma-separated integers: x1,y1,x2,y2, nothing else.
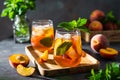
25,45,100,76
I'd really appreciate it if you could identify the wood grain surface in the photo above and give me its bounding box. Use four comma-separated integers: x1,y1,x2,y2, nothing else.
25,45,100,76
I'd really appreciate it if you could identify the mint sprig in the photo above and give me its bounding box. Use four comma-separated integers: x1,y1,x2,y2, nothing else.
1,0,36,20
58,18,90,33
103,11,116,24
89,62,120,80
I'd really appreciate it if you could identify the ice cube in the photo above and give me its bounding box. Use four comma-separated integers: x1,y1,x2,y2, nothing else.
55,33,63,39
63,33,71,39
32,27,44,36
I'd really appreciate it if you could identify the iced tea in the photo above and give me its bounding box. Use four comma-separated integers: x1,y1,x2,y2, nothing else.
54,29,82,67
31,20,54,53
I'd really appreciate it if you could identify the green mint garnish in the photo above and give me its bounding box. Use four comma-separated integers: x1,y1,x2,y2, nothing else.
103,11,116,24
40,37,53,47
58,18,90,33
1,0,36,20
89,62,120,80
56,42,72,55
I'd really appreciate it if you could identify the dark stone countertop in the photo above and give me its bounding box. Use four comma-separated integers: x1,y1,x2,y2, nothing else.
0,38,120,80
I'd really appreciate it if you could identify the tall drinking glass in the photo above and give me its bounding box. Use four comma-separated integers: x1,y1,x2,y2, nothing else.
54,29,82,67
31,20,54,53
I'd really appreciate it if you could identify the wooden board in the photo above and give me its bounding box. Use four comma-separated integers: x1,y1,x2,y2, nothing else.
25,45,100,76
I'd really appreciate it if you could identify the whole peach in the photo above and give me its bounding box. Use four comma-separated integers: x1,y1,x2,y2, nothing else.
89,20,103,31
90,34,109,53
103,22,117,30
90,9,105,21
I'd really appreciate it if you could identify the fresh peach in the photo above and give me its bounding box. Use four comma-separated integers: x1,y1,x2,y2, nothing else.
90,9,105,21
99,47,118,59
90,34,109,53
89,20,103,31
9,54,29,68
103,22,117,30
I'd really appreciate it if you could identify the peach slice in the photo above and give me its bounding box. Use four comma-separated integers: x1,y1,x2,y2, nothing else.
54,55,81,67
54,55,72,67
72,35,82,56
39,50,48,63
54,38,63,55
16,64,35,76
9,54,29,68
99,47,118,59
65,46,78,60
81,50,87,57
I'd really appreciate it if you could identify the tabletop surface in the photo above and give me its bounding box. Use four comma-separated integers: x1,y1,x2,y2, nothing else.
0,38,120,80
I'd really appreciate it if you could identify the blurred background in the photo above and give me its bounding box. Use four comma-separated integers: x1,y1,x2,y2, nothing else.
0,0,120,40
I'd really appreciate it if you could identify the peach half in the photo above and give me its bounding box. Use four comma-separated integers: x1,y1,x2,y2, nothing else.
99,47,118,59
9,54,29,68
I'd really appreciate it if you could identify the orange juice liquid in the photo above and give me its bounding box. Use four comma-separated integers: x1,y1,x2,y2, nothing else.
31,20,54,53
54,30,82,67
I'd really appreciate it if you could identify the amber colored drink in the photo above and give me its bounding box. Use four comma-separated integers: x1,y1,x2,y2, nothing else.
54,29,82,67
31,20,54,53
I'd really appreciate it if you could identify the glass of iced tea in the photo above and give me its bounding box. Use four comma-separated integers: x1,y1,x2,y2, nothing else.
54,29,82,67
31,20,54,53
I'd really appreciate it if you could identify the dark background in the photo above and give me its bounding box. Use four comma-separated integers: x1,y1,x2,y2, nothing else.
0,0,120,40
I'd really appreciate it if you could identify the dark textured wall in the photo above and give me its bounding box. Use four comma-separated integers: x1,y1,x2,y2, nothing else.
0,0,120,40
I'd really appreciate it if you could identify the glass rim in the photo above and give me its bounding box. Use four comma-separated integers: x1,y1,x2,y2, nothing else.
56,28,80,32
32,19,53,23
55,28,81,35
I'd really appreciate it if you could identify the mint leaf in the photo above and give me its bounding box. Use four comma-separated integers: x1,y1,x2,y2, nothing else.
1,9,8,17
58,20,77,31
1,0,36,20
69,20,77,28
58,22,74,31
57,18,90,33
40,37,53,47
88,62,120,80
56,42,72,55
108,62,120,79
77,18,87,27
103,11,116,24
106,11,115,21
77,18,90,33
77,26,90,33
